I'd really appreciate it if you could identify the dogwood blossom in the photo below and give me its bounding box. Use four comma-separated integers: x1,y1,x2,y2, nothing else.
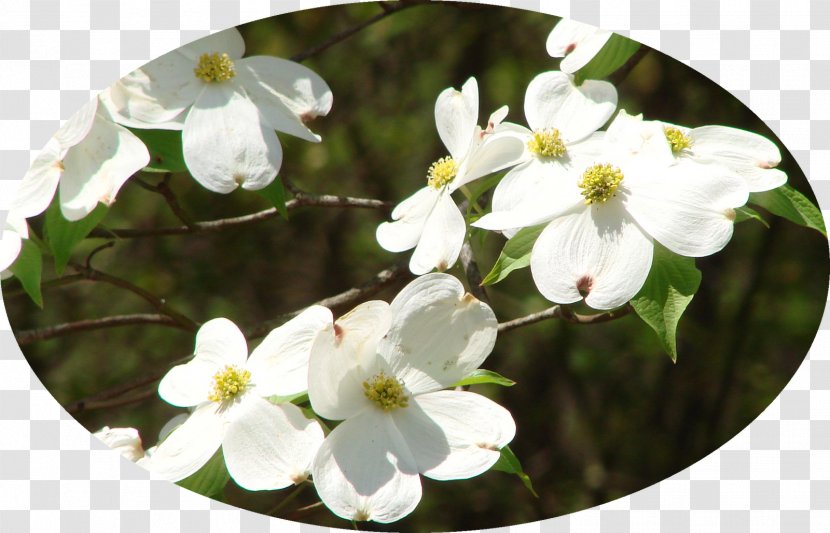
148,309,329,490
105,27,332,194
479,110,749,310
546,18,612,74
308,274,515,523
0,213,27,279
473,71,617,237
93,426,148,463
376,78,524,274
12,97,150,222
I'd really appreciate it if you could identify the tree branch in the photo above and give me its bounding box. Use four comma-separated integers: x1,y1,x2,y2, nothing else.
16,314,186,346
87,193,393,239
498,303,633,333
459,240,489,303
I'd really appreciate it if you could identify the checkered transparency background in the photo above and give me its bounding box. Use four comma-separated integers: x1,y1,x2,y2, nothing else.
0,0,829,531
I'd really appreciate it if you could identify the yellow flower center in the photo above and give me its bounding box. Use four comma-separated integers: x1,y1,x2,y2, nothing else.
363,372,409,411
427,156,458,189
207,365,251,403
578,163,624,205
527,128,567,158
194,52,236,83
664,126,692,154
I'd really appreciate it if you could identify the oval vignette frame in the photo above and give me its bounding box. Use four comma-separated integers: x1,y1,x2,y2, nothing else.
0,2,828,533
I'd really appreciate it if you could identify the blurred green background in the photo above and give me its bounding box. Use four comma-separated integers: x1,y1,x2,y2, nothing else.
3,2,829,531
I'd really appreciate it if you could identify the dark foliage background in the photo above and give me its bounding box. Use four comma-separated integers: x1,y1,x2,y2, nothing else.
3,3,828,531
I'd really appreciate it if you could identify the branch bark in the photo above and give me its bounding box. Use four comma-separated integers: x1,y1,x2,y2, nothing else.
16,314,186,346
498,303,633,333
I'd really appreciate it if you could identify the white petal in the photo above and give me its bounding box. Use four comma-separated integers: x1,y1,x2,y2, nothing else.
183,84,282,194
688,125,787,192
624,159,749,257
546,19,613,73
246,305,332,398
0,223,23,274
524,71,617,143
408,190,466,275
12,140,62,219
99,87,185,131
311,411,422,524
376,187,437,254
451,128,527,190
379,273,498,395
93,426,146,463
158,318,249,408
307,301,391,421
393,390,515,480
530,203,654,310
58,114,150,221
473,158,583,231
435,77,478,161
179,28,246,61
54,98,97,148
238,56,332,126
114,51,203,124
222,397,324,490
145,403,224,482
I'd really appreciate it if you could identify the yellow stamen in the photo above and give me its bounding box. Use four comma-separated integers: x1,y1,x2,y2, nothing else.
427,156,458,189
363,372,409,411
207,365,251,403
527,128,567,158
664,126,692,154
194,52,236,83
578,163,624,205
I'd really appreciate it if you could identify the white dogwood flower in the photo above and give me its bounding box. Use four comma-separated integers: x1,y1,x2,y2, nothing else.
546,18,612,74
0,213,27,279
148,309,330,490
308,274,515,523
13,97,150,222
93,426,148,463
106,27,332,194
376,78,524,274
473,71,617,236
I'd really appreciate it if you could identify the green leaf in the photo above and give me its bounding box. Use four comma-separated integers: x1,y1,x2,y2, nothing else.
44,202,108,275
481,224,546,286
492,445,538,498
630,244,701,362
572,33,641,85
450,369,515,388
128,128,187,173
734,206,769,228
176,448,229,499
255,177,289,220
750,185,827,237
9,239,44,308
268,391,309,405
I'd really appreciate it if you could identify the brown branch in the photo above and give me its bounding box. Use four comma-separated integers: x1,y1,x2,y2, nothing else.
87,193,393,239
16,314,185,346
459,240,489,303
498,304,633,333
289,0,428,63
245,260,412,339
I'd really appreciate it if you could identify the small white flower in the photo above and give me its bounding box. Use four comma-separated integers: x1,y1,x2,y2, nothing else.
473,71,617,236
546,18,613,74
13,97,150,222
148,308,330,490
105,27,332,194
0,213,28,279
521,111,749,310
376,78,524,275
93,426,147,463
308,274,516,523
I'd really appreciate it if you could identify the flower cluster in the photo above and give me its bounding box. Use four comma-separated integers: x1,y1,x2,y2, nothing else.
101,274,513,523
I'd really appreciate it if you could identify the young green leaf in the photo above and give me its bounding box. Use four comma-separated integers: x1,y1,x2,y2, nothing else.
450,369,516,388
44,202,108,275
254,177,289,220
630,243,701,362
572,33,641,85
176,448,230,500
9,239,44,308
491,445,538,498
750,185,827,237
128,128,187,173
734,206,770,228
268,391,309,405
481,224,546,286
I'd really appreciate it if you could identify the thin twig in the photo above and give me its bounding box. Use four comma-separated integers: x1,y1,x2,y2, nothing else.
459,240,489,303
157,175,197,229
266,482,308,517
608,46,650,86
498,304,633,333
289,0,428,63
87,193,393,239
67,387,158,414
245,260,412,339
16,314,185,346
